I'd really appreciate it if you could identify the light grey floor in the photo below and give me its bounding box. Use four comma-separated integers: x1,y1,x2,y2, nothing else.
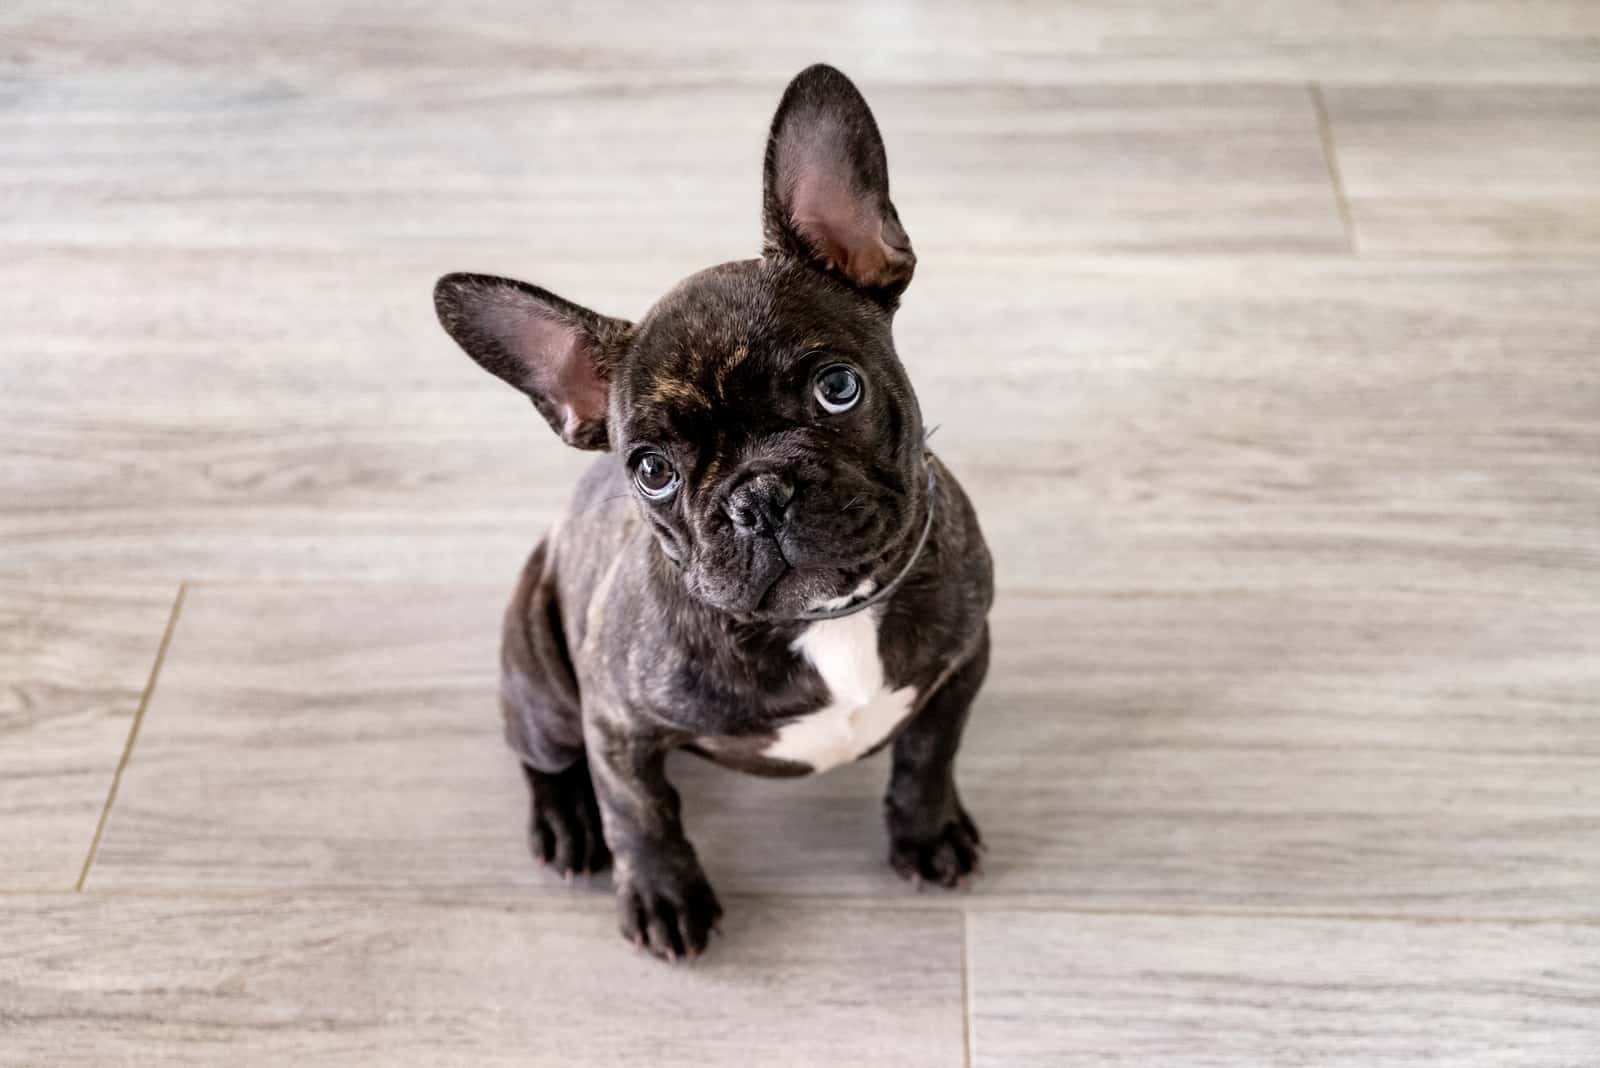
4,4,1600,1065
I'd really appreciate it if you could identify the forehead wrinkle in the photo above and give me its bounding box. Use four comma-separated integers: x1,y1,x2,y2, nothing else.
694,434,727,496
737,427,813,465
642,375,711,411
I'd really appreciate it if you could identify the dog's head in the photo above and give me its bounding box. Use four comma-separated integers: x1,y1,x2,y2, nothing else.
435,65,926,621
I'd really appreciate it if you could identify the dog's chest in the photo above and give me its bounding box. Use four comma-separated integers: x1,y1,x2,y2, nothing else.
762,612,918,772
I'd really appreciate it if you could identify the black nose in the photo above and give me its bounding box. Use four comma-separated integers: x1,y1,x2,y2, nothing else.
724,471,794,534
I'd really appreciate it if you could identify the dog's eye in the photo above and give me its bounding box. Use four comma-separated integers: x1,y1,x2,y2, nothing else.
634,451,679,500
814,365,862,414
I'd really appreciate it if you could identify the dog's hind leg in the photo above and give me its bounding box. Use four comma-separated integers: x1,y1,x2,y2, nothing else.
502,539,610,876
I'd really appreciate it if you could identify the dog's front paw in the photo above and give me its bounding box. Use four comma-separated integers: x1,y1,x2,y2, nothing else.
524,760,611,877
615,855,723,962
889,802,983,889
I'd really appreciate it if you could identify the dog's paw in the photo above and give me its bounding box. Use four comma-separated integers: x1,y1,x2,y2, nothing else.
524,760,611,877
889,803,983,889
615,862,723,962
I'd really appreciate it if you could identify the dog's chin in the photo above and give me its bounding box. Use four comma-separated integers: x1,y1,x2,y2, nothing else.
676,492,925,622
685,562,847,622
756,565,863,620
684,533,909,622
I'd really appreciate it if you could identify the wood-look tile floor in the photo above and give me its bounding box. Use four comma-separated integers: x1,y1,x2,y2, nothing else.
3,4,1598,1065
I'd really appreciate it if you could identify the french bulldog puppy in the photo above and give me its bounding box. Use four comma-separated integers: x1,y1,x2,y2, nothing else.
434,64,992,960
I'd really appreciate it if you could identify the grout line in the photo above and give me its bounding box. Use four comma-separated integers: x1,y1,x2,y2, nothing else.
75,583,187,892
29,879,1600,929
719,893,1600,928
1308,81,1359,255
960,909,974,1068
17,880,1600,931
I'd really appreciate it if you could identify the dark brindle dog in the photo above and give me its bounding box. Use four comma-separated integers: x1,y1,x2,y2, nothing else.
434,64,992,960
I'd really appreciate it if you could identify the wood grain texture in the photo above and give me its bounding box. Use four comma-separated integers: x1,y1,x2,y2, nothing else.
0,893,964,1066
1326,87,1600,254
6,258,1599,591
5,2,1598,84
90,583,1600,917
691,589,1600,914
0,76,1340,257
967,911,1600,1066
6,1,1600,1053
86,585,536,893
0,585,174,889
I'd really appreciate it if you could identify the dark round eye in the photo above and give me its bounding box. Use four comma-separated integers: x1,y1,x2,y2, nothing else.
814,365,862,414
634,451,679,500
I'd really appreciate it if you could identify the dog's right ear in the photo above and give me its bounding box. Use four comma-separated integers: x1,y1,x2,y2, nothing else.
433,273,630,451
762,64,915,304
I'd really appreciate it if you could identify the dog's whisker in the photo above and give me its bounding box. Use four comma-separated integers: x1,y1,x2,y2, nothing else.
570,492,635,515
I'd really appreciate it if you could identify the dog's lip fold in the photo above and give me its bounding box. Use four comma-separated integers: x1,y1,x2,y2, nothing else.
736,507,917,619
684,478,924,621
751,563,790,612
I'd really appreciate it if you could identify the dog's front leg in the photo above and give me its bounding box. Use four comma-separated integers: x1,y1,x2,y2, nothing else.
884,626,990,888
583,711,721,960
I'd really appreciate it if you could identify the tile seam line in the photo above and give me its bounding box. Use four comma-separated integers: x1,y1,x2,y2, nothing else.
44,885,1600,929
1308,81,1360,254
960,908,974,1068
75,582,187,891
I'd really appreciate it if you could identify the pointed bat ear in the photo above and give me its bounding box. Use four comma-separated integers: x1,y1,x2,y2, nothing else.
433,273,631,450
761,64,915,303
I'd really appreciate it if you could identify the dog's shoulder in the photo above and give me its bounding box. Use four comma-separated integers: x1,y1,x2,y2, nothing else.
926,452,995,609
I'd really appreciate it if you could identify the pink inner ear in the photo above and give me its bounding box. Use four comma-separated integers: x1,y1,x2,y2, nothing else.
484,298,609,435
783,123,911,291
545,324,610,432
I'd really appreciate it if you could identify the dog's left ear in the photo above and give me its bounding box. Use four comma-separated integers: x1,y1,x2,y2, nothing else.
761,64,915,303
433,273,630,451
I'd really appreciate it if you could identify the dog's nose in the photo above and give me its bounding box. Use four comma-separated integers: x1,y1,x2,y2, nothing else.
724,471,794,534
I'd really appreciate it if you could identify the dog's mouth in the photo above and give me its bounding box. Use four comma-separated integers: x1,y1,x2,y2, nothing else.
697,543,883,623
736,478,935,622
757,532,881,613
675,462,935,623
748,561,871,616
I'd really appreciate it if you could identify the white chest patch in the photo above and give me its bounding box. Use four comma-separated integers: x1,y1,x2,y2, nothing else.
763,610,918,772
